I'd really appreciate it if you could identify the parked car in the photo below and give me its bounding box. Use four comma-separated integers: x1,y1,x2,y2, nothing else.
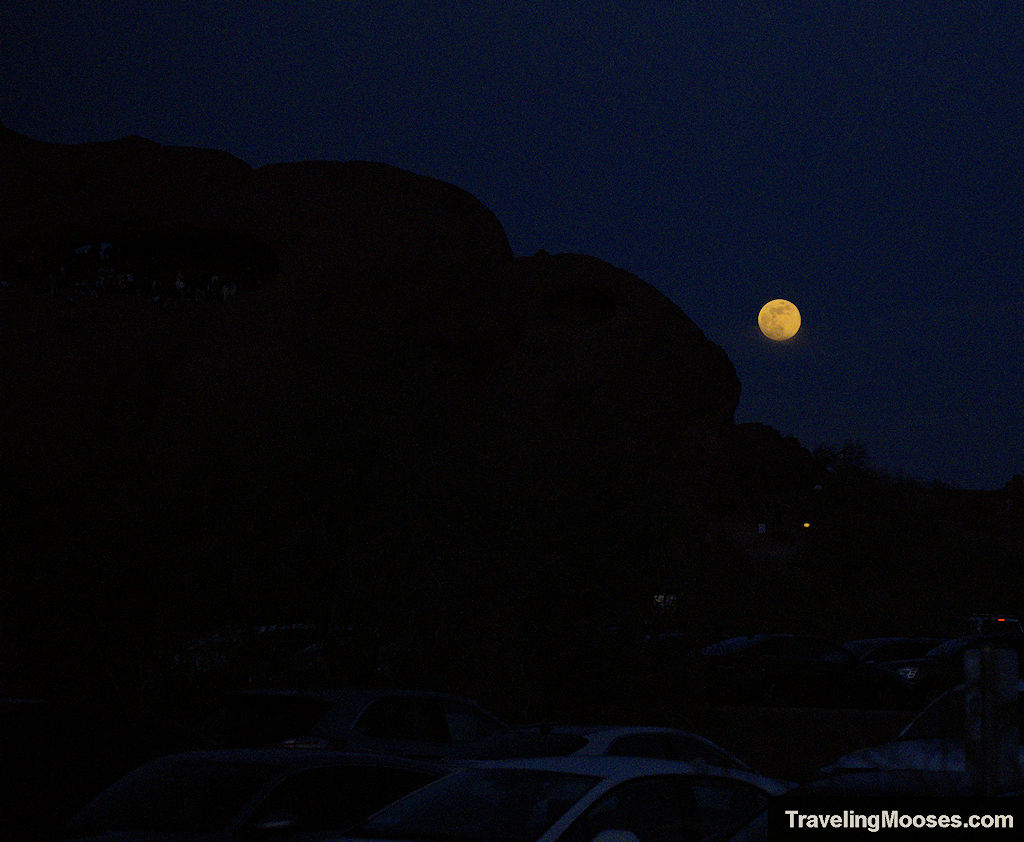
821,679,1024,773
61,749,449,840
875,633,1024,705
194,686,570,760
339,755,792,841
1,697,204,840
531,724,754,771
689,634,915,708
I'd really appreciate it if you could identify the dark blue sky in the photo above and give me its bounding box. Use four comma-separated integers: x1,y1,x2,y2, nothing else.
4,2,1021,488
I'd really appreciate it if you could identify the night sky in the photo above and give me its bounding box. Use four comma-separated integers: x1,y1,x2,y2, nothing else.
3,2,1021,489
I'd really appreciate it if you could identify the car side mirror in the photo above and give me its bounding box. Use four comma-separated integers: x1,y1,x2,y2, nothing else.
592,831,641,842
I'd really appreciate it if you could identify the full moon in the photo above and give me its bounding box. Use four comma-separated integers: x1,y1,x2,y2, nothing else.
758,299,801,341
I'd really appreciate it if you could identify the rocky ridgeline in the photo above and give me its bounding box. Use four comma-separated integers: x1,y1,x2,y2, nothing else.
8,124,1018,705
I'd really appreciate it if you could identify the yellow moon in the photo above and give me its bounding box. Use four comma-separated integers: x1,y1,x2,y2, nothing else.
758,299,801,341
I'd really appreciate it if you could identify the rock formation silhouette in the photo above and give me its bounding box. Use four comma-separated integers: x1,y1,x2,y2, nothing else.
0,124,753,697
7,124,1018,709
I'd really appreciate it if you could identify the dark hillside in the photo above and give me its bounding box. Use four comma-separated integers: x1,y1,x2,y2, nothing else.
1,127,738,708
2,125,1022,717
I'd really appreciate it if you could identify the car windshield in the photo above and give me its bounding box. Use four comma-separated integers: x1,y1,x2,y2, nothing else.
65,755,279,833
351,768,601,840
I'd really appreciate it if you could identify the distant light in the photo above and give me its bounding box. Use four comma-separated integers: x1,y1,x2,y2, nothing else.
802,522,811,529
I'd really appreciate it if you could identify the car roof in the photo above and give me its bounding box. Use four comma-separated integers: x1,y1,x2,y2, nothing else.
467,755,791,794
